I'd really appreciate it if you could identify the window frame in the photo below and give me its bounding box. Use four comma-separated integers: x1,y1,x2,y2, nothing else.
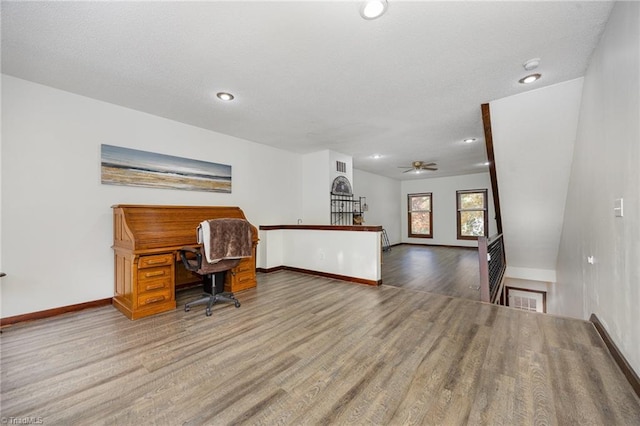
407,192,433,238
456,189,488,240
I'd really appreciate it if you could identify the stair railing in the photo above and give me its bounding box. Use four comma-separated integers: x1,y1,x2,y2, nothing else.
478,233,506,304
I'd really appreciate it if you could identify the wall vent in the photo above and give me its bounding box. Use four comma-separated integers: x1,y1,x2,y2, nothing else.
506,288,546,313
336,161,347,173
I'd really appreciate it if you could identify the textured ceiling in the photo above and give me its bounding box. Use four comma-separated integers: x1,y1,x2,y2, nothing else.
1,1,613,179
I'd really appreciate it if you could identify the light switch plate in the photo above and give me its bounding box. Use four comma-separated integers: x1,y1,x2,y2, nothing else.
614,198,624,217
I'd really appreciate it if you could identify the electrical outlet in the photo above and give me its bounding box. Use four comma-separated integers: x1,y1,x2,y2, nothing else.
587,256,594,265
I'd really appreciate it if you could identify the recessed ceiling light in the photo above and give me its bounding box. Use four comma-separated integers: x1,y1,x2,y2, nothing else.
372,154,382,159
519,73,541,84
360,0,388,20
464,138,476,143
216,92,235,101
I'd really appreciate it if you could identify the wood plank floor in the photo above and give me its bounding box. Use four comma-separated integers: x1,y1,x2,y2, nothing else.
383,244,481,300
2,271,639,425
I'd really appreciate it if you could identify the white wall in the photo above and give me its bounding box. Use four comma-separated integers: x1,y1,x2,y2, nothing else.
400,173,496,247
259,228,381,282
301,150,330,225
556,2,640,373
353,169,401,244
0,75,303,318
299,150,355,226
490,79,584,282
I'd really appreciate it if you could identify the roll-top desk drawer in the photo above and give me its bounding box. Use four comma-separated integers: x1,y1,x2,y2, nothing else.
137,288,172,308
139,254,174,269
228,271,256,292
234,258,254,274
226,256,256,293
137,266,172,293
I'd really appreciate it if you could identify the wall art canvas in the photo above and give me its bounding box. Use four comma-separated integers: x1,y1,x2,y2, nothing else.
101,144,232,193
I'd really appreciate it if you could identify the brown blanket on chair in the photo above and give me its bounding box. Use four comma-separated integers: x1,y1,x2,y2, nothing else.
200,218,252,264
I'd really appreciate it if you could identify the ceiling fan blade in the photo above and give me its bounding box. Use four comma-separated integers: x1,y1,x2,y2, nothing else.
398,162,438,173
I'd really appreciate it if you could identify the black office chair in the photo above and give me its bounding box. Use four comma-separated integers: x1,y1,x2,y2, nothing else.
179,218,252,316
179,248,241,316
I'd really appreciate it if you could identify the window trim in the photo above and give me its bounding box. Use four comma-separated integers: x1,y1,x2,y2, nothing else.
407,192,433,238
456,189,488,240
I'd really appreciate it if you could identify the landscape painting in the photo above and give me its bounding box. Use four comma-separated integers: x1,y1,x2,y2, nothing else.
101,144,232,193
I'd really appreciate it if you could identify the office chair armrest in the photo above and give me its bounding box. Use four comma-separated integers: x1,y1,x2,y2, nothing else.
179,246,202,272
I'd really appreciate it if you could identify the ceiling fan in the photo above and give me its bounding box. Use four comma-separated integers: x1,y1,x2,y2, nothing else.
398,161,438,173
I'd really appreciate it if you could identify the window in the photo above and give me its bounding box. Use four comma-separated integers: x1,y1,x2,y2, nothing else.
408,193,432,238
457,189,488,240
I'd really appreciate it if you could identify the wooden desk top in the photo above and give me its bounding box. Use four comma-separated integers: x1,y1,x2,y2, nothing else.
112,204,258,253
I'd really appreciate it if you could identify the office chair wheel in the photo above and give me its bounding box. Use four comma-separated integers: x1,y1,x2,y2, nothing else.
234,300,241,308
206,309,212,317
185,306,191,312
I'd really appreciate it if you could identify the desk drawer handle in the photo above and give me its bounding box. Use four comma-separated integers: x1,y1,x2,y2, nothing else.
144,270,166,278
145,282,166,291
144,295,166,305
145,258,167,265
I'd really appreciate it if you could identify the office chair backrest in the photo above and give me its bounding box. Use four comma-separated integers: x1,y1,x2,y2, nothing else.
198,218,253,264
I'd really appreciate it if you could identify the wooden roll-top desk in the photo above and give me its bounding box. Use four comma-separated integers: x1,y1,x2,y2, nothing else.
111,205,259,320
